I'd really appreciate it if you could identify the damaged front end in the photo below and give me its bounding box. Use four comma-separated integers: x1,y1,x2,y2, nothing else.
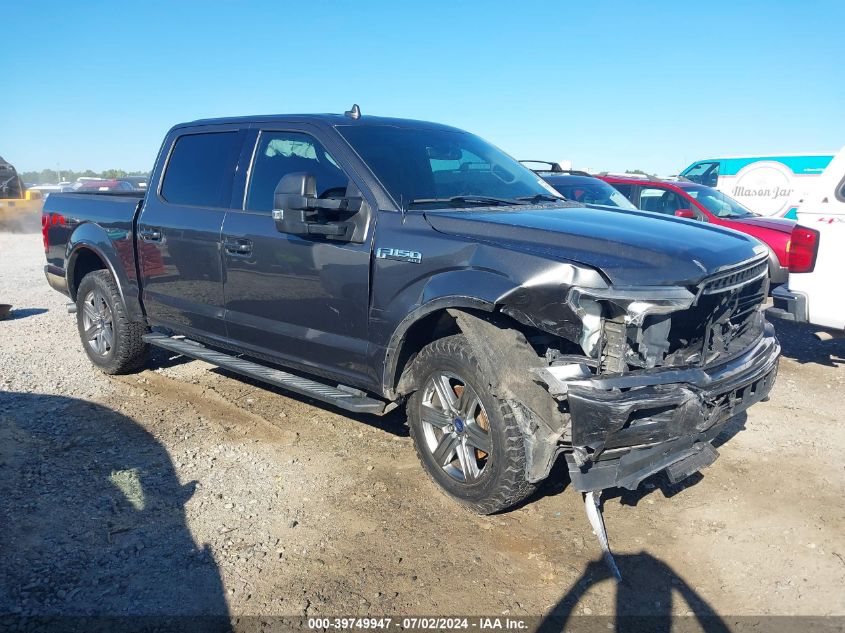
532,255,780,492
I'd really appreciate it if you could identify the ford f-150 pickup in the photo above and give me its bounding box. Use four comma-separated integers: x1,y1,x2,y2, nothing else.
42,107,780,571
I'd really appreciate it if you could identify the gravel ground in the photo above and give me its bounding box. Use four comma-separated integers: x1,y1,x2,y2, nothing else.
1,229,844,629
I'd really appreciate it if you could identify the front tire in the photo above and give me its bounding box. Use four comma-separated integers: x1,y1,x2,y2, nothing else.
76,270,149,374
406,335,535,514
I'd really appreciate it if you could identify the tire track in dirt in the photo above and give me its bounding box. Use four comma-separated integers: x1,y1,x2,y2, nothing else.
111,367,299,444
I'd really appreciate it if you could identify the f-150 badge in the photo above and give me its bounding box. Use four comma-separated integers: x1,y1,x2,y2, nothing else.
376,247,422,264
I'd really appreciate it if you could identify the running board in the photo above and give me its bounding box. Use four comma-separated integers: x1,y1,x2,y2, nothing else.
142,333,386,414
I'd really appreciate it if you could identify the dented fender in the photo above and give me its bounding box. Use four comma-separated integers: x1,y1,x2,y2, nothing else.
380,254,607,397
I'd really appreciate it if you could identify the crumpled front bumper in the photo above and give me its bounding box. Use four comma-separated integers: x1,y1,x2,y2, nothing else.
554,322,780,492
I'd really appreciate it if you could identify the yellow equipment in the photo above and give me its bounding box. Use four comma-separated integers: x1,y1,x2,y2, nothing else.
0,156,43,231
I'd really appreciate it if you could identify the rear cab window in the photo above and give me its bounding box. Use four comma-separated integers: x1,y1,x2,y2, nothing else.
160,131,240,207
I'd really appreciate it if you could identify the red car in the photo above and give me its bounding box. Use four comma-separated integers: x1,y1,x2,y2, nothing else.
598,175,794,284
73,179,137,192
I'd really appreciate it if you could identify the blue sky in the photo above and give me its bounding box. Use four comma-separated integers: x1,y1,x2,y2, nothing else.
3,0,843,176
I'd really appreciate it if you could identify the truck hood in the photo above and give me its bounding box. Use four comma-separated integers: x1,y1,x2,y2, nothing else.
729,216,795,234
425,205,765,286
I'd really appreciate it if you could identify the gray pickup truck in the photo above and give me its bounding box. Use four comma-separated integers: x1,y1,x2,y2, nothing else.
42,108,780,569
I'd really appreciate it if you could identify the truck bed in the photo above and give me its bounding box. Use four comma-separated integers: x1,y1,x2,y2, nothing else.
43,191,144,224
43,192,146,309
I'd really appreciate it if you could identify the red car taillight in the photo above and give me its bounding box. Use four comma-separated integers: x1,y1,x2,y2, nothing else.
41,214,50,252
41,213,66,253
788,225,820,273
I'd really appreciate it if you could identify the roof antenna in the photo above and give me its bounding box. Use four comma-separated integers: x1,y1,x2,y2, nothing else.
344,104,361,120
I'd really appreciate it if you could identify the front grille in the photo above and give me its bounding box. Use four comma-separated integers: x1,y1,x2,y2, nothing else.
697,257,769,365
699,258,768,295
612,256,770,372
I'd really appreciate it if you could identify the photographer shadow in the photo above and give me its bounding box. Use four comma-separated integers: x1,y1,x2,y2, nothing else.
0,391,231,631
538,552,730,633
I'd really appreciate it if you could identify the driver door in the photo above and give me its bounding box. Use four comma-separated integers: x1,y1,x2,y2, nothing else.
220,126,373,384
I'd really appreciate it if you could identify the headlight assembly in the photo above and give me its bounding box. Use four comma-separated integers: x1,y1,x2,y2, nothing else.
567,286,696,357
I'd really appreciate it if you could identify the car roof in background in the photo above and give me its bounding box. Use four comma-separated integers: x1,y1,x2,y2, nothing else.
77,179,121,187
600,175,690,188
543,174,608,185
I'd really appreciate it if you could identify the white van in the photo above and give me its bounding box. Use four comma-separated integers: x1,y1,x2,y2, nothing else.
680,154,834,218
770,147,845,335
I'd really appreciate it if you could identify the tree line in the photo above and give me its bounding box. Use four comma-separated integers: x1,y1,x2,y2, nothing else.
20,169,150,185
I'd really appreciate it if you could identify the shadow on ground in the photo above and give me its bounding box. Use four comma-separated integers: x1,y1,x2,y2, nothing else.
0,391,231,631
2,307,49,321
772,318,845,367
538,552,730,633
146,346,198,371
209,366,411,437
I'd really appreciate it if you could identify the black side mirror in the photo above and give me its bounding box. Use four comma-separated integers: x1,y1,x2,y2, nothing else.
273,172,316,212
272,172,357,240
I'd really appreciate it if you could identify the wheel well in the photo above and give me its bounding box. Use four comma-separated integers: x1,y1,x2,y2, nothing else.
70,248,107,299
392,307,559,395
391,306,586,397
392,309,461,393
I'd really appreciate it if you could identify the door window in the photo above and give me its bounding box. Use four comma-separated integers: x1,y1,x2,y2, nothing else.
160,132,239,207
683,161,720,187
610,183,634,203
245,132,349,212
639,188,688,215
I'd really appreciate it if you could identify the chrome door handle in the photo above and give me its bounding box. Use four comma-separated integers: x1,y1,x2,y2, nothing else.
139,227,162,242
224,239,253,255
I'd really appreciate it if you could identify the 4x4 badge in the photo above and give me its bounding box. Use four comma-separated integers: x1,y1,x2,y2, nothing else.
376,247,422,264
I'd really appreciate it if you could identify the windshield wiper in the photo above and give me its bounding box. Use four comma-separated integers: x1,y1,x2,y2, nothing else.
514,193,565,203
408,195,526,208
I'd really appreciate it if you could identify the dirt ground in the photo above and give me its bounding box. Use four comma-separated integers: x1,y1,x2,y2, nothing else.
1,229,844,629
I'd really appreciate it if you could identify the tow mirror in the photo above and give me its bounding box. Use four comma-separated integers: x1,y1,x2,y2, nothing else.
674,209,696,219
272,172,358,240
273,172,316,213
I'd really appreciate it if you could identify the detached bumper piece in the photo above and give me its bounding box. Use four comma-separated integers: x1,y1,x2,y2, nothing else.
561,328,780,492
584,490,621,582
665,442,719,484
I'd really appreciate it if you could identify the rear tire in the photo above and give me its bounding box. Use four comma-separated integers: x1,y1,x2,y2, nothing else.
406,335,535,514
76,270,149,374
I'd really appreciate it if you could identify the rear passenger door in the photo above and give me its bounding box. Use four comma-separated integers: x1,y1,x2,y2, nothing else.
138,126,245,337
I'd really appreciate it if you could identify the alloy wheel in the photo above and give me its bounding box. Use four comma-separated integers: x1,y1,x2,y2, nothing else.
419,372,492,483
81,289,115,356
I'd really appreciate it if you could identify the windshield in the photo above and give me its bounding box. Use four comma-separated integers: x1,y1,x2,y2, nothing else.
549,180,637,210
683,185,756,218
337,124,563,209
